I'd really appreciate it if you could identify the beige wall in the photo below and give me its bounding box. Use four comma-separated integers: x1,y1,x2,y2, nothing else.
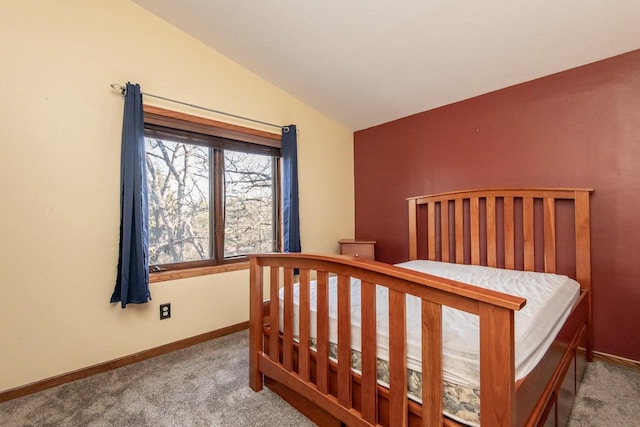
0,0,354,392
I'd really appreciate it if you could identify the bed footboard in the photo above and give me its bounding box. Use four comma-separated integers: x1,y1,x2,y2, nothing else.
249,254,526,426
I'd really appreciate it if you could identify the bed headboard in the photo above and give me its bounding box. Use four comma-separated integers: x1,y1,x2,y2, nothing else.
407,188,593,291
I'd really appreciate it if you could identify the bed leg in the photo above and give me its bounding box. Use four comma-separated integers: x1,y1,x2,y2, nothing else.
249,333,263,391
249,258,264,391
586,335,594,362
586,293,594,363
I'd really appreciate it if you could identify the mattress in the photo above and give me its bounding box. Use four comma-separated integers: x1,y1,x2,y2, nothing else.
279,260,580,426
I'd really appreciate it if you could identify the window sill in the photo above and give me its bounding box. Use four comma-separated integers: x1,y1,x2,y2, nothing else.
149,261,250,283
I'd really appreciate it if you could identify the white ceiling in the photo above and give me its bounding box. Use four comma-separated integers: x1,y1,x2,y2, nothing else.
131,0,640,131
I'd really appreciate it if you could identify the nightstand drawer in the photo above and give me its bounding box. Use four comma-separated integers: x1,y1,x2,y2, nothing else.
339,239,376,260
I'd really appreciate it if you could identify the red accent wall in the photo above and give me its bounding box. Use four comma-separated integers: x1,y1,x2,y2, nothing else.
354,49,640,361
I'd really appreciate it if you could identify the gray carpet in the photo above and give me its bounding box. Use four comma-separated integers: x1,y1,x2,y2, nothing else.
568,357,640,426
1,330,638,426
0,331,313,427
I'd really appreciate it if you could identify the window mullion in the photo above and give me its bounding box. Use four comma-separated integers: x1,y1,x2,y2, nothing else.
213,149,225,263
208,147,215,261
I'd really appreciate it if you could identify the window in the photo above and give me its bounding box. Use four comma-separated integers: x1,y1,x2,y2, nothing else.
143,106,281,272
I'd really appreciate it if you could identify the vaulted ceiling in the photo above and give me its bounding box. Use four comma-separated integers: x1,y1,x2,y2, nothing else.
131,1,640,131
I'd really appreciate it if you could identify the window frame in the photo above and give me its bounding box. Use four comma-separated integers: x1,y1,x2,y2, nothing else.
143,105,282,281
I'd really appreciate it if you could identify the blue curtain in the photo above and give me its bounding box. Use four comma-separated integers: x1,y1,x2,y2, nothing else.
282,125,301,253
110,83,151,308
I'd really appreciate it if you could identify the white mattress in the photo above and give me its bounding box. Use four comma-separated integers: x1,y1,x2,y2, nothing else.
279,259,580,389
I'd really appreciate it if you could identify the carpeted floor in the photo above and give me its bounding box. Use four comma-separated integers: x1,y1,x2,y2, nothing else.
568,356,640,426
0,331,313,427
1,329,638,426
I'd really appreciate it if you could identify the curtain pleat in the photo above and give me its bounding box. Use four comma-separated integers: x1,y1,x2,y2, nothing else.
110,83,151,308
282,125,301,253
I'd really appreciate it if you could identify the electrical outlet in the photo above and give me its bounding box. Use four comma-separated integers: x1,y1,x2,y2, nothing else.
159,303,171,320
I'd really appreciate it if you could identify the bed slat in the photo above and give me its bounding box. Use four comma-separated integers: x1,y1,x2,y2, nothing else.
269,267,279,362
298,269,311,381
316,270,330,393
389,288,408,427
523,197,535,271
337,274,352,408
422,300,443,426
428,202,436,261
361,280,378,424
471,197,480,265
504,196,515,270
408,199,418,260
487,196,497,267
283,267,294,371
455,199,464,263
441,201,450,262
543,198,557,273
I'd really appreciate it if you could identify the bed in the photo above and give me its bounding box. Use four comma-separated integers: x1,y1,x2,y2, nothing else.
249,188,593,426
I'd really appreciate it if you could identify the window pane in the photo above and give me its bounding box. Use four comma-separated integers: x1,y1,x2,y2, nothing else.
224,151,275,257
145,138,210,264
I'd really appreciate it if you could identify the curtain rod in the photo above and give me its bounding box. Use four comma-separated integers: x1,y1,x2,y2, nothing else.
110,83,289,132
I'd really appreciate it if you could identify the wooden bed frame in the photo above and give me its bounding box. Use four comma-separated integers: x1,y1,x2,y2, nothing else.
249,188,593,426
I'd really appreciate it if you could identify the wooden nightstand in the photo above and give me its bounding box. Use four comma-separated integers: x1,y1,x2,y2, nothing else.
338,239,376,260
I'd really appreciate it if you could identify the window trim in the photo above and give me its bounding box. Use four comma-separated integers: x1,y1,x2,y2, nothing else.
143,105,282,280
143,105,281,148
149,261,250,283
